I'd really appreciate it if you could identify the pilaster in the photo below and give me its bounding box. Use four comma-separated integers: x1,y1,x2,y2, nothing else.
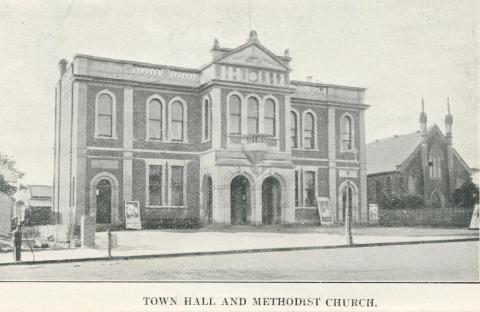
358,110,367,222
123,87,133,204
327,106,338,220
210,88,222,149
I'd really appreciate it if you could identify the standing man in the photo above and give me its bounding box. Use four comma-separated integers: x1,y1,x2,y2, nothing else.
12,223,22,261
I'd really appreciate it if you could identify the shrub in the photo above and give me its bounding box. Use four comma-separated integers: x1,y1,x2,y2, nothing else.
403,194,425,209
383,192,405,210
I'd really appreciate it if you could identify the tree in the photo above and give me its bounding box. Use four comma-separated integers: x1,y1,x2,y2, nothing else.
0,152,24,195
452,176,479,208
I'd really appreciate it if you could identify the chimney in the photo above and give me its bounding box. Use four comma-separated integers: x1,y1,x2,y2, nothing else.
58,59,68,77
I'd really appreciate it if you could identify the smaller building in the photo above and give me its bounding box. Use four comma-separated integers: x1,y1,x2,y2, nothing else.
367,100,473,208
14,185,53,225
0,192,14,234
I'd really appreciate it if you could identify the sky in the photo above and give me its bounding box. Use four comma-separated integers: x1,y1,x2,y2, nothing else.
0,0,478,185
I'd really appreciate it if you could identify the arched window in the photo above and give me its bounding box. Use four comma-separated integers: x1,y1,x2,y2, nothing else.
264,98,276,136
96,92,115,138
247,97,259,134
202,98,211,141
436,156,442,178
429,155,442,178
303,112,314,149
290,111,298,148
229,95,241,134
341,115,353,151
170,100,184,141
385,176,392,194
148,99,162,140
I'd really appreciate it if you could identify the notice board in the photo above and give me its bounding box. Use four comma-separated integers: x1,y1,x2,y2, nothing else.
317,197,334,225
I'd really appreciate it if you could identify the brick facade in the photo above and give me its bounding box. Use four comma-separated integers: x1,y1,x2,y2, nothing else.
53,31,369,241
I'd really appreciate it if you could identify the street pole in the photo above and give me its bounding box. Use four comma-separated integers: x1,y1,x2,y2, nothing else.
107,229,112,258
345,187,353,245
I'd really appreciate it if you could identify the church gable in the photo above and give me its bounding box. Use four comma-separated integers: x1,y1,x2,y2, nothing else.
217,44,288,71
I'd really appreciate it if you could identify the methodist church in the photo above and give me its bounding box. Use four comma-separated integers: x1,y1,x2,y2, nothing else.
53,31,368,239
366,100,473,208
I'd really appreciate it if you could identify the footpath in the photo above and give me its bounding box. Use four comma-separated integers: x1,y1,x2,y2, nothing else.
0,226,478,265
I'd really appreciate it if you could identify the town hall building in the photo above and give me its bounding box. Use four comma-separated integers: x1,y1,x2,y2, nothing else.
53,31,368,240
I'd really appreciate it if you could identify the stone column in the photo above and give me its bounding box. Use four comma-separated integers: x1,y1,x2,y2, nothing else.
327,106,338,221
210,87,222,149
75,82,87,218
253,185,262,225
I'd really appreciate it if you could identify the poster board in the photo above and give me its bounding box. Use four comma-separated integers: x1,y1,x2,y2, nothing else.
124,201,142,230
368,203,379,224
469,204,479,230
317,197,334,225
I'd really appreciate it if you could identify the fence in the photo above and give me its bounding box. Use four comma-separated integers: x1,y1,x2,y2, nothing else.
379,207,474,227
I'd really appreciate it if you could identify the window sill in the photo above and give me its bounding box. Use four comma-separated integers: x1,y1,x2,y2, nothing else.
295,206,317,210
94,136,118,140
146,205,189,209
146,138,166,142
167,140,190,144
201,139,212,144
339,149,357,154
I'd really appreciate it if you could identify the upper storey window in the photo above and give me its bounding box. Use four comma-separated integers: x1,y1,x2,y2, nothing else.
303,112,315,149
264,98,276,136
95,90,117,139
247,97,259,134
148,99,163,140
290,111,298,148
429,155,442,179
341,115,354,151
202,98,211,142
229,95,241,134
170,100,184,141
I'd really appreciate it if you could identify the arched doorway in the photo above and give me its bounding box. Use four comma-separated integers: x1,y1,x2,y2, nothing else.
340,183,356,222
96,179,112,224
230,175,251,225
202,175,213,225
430,191,442,208
262,176,281,225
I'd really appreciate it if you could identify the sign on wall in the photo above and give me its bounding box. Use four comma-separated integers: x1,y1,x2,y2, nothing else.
368,203,379,225
124,201,142,230
317,197,334,225
469,204,479,230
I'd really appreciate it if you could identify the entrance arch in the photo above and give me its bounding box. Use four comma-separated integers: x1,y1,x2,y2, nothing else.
338,181,358,222
261,176,281,225
201,175,213,225
89,172,120,226
230,175,251,225
430,190,444,208
96,179,112,224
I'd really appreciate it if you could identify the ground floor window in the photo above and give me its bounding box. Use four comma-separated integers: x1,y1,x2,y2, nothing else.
304,171,316,207
146,160,188,207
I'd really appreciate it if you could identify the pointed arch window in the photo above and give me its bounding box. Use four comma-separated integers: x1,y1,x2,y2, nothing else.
290,111,298,148
95,91,117,138
264,98,276,136
170,100,184,141
148,99,163,140
228,95,241,134
303,112,315,149
341,115,353,151
247,97,259,134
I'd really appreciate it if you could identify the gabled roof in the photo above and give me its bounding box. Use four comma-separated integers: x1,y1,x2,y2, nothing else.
367,130,424,175
28,185,52,198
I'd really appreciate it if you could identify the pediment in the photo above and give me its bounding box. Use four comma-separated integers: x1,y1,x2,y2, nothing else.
218,44,287,71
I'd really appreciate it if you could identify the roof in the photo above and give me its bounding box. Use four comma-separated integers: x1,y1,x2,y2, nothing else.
366,130,423,175
28,185,52,198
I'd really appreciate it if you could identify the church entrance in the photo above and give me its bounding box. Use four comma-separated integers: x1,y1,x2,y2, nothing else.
96,179,112,224
230,176,250,225
262,176,281,225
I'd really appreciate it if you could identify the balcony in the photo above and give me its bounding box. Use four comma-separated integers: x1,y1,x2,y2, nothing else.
228,134,278,164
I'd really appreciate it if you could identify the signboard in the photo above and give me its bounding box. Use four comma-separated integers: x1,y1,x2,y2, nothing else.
368,203,379,224
317,197,334,225
124,201,142,230
469,204,480,230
